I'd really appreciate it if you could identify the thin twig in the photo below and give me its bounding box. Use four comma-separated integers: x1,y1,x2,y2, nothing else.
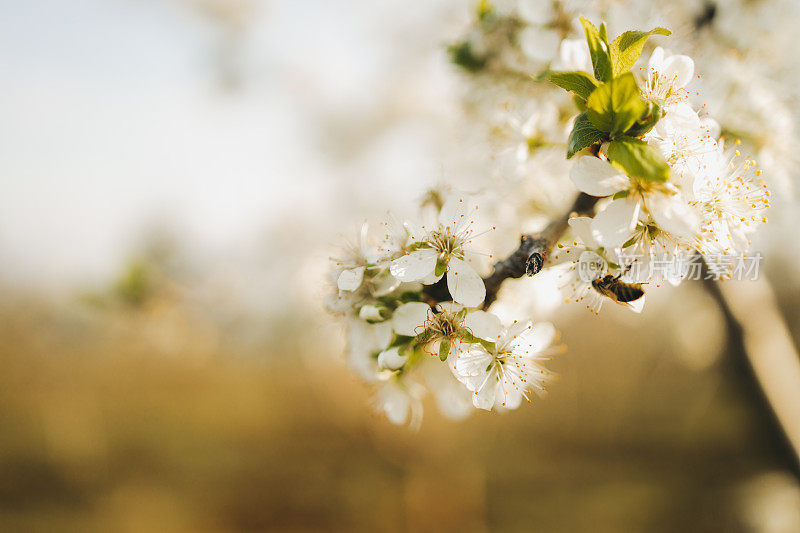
421,193,599,307
481,192,599,309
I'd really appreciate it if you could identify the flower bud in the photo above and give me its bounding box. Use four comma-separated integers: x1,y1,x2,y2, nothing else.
359,304,386,323
378,347,408,371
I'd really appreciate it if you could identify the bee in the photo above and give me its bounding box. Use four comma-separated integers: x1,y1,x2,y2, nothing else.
591,272,645,311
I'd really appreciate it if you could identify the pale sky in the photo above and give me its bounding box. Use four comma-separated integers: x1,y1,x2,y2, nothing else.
0,0,460,289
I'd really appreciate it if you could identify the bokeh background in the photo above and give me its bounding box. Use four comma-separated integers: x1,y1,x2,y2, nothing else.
3,0,800,531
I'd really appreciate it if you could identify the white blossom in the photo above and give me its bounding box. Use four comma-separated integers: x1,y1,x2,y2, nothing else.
389,195,488,307
451,320,558,410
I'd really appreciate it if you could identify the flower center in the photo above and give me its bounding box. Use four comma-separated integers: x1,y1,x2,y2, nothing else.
428,229,464,258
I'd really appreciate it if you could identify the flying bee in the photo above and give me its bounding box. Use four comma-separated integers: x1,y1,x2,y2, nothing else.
591,271,645,313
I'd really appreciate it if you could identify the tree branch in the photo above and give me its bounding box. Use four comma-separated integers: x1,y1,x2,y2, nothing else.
700,257,800,480
421,193,599,307
481,192,600,309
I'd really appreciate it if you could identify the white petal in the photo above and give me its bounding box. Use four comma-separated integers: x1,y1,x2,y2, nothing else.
577,250,607,281
392,302,431,337
446,257,486,307
627,294,645,313
421,270,444,285
570,157,629,197
548,245,583,266
513,322,556,354
337,266,365,291
379,384,410,425
370,322,393,349
452,345,492,380
438,195,473,233
403,220,425,244
422,360,474,420
498,388,523,410
371,271,401,296
699,117,721,139
358,304,384,322
436,301,464,317
472,383,496,410
378,347,408,371
502,319,532,343
390,248,438,282
568,216,598,249
663,103,699,130
648,47,665,71
661,54,694,88
464,310,502,341
648,194,699,238
591,198,640,249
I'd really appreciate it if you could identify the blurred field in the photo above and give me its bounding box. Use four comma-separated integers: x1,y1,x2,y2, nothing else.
2,277,799,532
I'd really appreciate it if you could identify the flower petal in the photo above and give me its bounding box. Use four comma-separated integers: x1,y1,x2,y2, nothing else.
498,388,523,410
648,194,699,238
447,257,486,307
512,322,556,355
438,195,473,234
464,310,502,341
392,302,431,336
591,198,640,249
436,301,464,315
577,250,607,281
661,54,694,88
662,102,699,130
627,294,645,313
570,157,629,197
648,46,665,71
378,347,408,371
420,270,444,285
378,383,410,425
390,248,438,282
568,216,598,249
337,266,365,291
472,383,496,410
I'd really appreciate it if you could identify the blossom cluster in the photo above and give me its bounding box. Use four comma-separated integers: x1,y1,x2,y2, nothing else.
325,195,559,425
548,33,769,312
326,7,772,426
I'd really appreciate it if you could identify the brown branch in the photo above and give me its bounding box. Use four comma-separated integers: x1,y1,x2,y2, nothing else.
700,257,800,480
481,192,600,309
421,193,599,307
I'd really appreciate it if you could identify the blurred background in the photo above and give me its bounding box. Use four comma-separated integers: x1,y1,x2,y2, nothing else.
3,0,800,530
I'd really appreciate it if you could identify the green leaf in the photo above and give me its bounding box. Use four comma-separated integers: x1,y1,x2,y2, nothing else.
439,339,451,361
621,234,638,249
611,190,629,200
447,41,487,72
390,335,415,348
610,27,671,77
566,112,604,158
580,17,613,82
435,256,447,277
608,137,669,182
407,241,432,251
396,291,424,304
586,73,647,137
625,100,663,137
460,330,477,343
478,339,497,353
541,71,599,101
